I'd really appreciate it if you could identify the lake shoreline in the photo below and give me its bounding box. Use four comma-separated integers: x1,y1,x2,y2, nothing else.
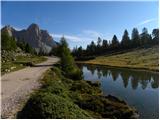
80,64,159,118
76,61,159,73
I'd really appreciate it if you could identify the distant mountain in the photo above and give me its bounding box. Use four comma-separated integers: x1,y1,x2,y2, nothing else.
1,23,58,53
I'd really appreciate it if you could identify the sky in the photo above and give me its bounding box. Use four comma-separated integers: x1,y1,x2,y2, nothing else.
1,1,159,49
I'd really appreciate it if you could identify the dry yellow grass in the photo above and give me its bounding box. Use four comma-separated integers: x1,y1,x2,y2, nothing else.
78,46,159,71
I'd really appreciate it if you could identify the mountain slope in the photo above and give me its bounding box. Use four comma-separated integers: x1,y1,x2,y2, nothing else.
1,23,58,53
78,46,159,71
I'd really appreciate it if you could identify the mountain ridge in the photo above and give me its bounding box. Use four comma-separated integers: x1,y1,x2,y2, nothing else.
1,23,58,53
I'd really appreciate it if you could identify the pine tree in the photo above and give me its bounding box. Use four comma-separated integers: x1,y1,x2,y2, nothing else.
102,39,109,52
121,29,131,49
89,41,96,55
131,28,140,48
152,28,159,45
25,43,33,53
97,37,102,54
140,27,150,47
111,35,119,50
59,36,83,80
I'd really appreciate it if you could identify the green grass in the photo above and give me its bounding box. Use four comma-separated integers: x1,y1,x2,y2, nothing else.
15,55,47,64
17,67,138,119
1,55,47,75
78,46,159,71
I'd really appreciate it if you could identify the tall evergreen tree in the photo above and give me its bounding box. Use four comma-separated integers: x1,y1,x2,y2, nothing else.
111,35,119,49
97,37,102,54
97,37,102,47
25,43,33,53
102,39,109,51
121,30,131,49
77,46,83,57
89,41,96,55
131,28,140,48
152,28,159,45
59,36,82,80
140,27,151,47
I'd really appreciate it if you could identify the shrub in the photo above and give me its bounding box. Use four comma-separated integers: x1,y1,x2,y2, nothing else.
41,80,69,99
51,67,62,78
65,67,83,80
17,92,91,119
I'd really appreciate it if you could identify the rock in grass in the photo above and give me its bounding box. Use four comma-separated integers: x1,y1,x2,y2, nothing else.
12,58,16,61
11,66,16,70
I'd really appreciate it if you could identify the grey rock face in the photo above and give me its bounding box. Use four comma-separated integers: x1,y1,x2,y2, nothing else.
1,23,58,53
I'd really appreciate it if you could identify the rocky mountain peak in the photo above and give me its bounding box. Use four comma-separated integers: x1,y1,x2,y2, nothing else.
2,25,15,36
27,23,40,35
27,23,39,30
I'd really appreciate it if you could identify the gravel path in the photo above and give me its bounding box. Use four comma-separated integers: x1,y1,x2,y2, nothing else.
1,56,59,118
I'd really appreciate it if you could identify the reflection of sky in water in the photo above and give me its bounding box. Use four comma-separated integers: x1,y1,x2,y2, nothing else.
82,65,159,119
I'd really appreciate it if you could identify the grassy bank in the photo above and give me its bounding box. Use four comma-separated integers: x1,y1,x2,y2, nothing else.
2,55,47,75
77,46,159,72
17,66,138,119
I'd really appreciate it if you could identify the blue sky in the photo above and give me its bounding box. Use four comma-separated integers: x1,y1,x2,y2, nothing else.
1,1,158,49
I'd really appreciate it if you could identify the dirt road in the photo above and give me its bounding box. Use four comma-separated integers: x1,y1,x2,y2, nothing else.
1,56,59,118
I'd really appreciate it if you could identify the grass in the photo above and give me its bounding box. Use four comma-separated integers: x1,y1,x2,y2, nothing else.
1,55,47,75
17,67,138,119
78,45,159,72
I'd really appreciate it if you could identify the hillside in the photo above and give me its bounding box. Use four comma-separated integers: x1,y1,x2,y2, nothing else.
78,45,159,71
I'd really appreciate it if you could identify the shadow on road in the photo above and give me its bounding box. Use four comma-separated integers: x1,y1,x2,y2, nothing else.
32,64,54,67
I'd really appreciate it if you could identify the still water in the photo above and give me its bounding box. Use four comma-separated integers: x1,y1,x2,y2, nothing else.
79,64,159,119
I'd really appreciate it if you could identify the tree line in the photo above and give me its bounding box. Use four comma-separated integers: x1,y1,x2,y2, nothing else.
72,27,159,60
2,30,36,54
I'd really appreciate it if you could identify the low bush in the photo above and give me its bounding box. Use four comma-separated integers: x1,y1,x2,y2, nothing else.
65,67,83,80
17,92,91,119
75,95,136,119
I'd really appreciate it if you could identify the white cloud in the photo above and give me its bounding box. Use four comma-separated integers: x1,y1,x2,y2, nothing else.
82,30,103,38
51,30,104,43
0,25,4,29
51,30,111,46
51,34,82,42
14,27,22,31
137,18,157,26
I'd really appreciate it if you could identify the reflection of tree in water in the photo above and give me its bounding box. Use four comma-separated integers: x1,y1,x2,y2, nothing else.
102,69,109,77
130,71,158,89
97,67,102,79
109,70,119,81
85,65,96,75
151,75,159,88
130,76,139,90
111,68,158,90
82,64,159,89
120,72,130,88
141,80,149,89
